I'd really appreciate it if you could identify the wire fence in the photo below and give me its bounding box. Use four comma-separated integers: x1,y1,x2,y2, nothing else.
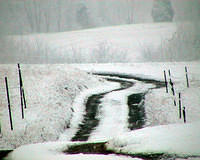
163,66,189,123
0,64,27,132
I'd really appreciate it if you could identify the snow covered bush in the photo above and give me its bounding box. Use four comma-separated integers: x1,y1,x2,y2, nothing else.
90,42,129,63
139,44,162,62
60,41,129,63
1,37,129,63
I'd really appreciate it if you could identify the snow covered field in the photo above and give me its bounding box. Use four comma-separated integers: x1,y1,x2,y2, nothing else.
8,22,176,63
1,22,200,160
0,61,199,160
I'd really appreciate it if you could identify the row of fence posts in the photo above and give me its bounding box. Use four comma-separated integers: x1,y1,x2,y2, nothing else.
163,66,189,123
4,64,27,131
1,65,191,131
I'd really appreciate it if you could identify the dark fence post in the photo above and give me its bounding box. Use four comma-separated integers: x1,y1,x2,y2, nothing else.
171,81,175,96
185,66,189,88
20,86,24,119
168,69,175,96
18,64,27,109
5,77,13,131
168,69,172,86
174,99,176,106
164,70,168,93
179,93,182,119
168,69,171,77
168,69,176,106
17,64,25,119
22,88,27,109
183,107,186,123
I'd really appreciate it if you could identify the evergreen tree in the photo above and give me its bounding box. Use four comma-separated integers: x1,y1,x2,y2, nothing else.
76,2,90,28
152,0,174,22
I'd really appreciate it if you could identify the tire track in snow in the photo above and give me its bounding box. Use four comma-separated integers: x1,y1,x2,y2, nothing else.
93,72,165,89
71,79,133,141
89,73,165,141
71,73,165,141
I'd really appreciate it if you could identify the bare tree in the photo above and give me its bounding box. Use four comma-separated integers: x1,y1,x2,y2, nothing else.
126,0,135,24
54,0,62,32
43,8,51,33
22,0,75,33
23,0,43,32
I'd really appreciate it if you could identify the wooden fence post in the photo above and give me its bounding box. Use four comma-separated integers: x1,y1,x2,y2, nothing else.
171,81,175,96
174,99,176,106
185,66,189,88
179,93,182,119
17,64,25,119
168,69,171,77
168,69,175,96
168,69,176,106
5,77,13,131
22,87,27,109
18,64,27,109
183,107,186,123
164,70,168,93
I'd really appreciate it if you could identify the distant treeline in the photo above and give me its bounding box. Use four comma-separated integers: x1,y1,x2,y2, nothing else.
0,0,199,35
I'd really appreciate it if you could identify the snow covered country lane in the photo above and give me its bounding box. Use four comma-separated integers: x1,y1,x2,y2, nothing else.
3,62,200,160
5,72,165,160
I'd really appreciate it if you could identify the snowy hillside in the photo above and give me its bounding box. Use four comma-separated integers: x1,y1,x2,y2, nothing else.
1,22,200,160
6,22,177,63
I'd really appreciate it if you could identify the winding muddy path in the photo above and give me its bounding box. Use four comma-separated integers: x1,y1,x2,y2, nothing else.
71,73,165,141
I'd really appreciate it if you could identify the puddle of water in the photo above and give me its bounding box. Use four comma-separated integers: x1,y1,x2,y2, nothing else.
128,93,146,130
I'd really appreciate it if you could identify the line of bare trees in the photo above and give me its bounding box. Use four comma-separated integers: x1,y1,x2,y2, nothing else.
23,0,139,32
1,0,200,35
0,0,141,34
22,0,76,33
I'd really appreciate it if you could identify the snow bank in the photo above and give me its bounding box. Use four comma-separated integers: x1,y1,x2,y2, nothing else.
0,64,111,149
107,121,200,157
8,121,200,160
8,141,141,160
